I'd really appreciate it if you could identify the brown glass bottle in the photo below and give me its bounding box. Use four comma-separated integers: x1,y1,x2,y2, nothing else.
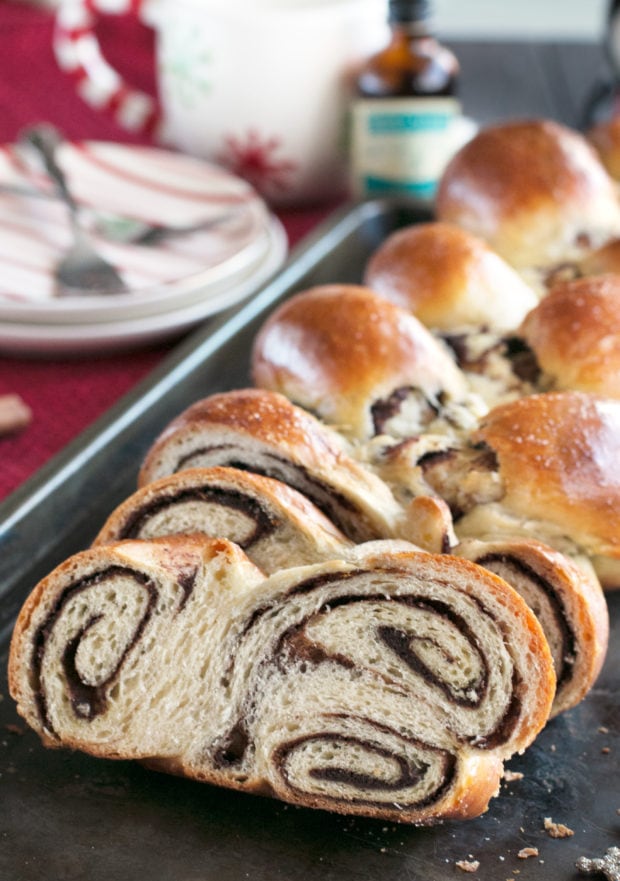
349,0,461,200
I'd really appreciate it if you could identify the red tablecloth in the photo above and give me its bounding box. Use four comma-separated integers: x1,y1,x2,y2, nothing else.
0,1,336,501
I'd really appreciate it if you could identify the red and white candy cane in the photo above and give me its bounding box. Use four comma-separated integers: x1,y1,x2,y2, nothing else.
53,0,162,138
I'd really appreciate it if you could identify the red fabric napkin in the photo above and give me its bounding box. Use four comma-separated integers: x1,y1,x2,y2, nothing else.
0,1,337,500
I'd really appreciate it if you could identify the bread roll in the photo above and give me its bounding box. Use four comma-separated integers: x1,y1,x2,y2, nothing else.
456,392,620,587
139,389,418,545
447,272,620,406
363,222,539,332
436,119,620,274
9,534,555,824
94,466,352,573
251,284,481,441
519,274,620,398
454,538,609,716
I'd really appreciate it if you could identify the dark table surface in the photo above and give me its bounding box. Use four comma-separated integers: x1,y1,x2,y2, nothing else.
454,39,610,128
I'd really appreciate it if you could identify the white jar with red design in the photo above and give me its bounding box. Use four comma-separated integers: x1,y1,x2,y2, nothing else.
54,0,388,205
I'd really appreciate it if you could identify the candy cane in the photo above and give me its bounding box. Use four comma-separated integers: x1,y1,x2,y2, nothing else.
53,0,161,137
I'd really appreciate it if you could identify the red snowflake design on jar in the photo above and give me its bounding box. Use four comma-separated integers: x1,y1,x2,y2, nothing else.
217,130,298,196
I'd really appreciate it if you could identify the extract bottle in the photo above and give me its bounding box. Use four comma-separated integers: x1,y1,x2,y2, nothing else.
349,0,461,200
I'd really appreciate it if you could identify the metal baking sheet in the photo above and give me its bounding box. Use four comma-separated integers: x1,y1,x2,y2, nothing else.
0,199,618,881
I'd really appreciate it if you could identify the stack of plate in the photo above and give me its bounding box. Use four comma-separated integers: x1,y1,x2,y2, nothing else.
0,141,288,355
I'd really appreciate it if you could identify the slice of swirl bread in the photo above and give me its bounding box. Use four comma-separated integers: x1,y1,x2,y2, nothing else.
94,466,354,573
454,538,609,717
138,389,429,547
9,535,555,825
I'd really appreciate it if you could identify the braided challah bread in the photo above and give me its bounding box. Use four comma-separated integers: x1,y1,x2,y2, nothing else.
363,221,539,333
9,534,556,825
251,284,482,441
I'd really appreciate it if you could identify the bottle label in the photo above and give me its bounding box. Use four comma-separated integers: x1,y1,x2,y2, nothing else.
349,96,461,199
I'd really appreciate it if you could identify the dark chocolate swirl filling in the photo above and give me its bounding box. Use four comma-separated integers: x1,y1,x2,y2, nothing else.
371,386,439,436
32,566,156,737
218,569,521,761
442,333,541,386
118,484,279,550
272,717,456,809
475,552,576,689
175,444,368,542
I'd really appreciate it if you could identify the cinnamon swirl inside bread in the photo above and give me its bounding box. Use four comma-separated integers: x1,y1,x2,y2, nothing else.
138,388,428,547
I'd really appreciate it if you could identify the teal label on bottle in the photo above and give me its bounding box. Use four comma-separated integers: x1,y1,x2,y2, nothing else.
350,96,462,200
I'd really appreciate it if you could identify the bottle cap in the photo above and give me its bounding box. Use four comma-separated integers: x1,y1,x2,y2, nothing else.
388,0,432,23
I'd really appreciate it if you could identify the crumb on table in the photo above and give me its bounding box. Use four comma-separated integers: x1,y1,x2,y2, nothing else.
544,817,574,838
456,859,480,873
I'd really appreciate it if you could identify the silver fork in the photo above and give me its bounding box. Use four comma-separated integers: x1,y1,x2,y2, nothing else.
19,125,128,296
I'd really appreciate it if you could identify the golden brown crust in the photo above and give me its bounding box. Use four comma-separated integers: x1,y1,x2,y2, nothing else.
403,495,457,554
519,274,620,397
251,284,467,438
436,119,620,269
139,388,350,486
472,392,620,556
363,221,539,331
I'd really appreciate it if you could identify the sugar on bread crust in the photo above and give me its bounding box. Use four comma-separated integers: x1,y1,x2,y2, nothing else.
519,273,620,398
458,391,620,586
436,118,620,272
8,534,555,825
363,221,539,333
251,283,474,441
